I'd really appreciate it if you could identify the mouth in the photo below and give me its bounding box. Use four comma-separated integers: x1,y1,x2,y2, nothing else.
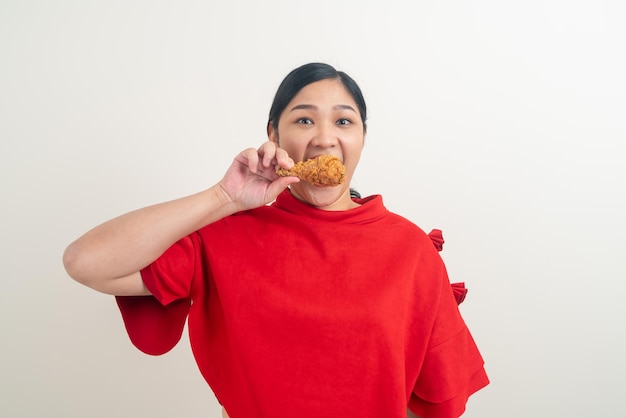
307,154,342,164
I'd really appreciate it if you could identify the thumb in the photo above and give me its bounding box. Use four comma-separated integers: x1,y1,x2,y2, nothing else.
266,177,300,201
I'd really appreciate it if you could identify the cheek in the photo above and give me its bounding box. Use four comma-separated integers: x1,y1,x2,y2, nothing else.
345,135,365,155
277,141,306,161
345,142,364,170
276,129,307,152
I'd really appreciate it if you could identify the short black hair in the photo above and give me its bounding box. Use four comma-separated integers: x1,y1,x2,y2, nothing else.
267,62,367,133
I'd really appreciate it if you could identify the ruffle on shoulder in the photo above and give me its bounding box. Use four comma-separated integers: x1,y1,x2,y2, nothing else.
428,228,445,252
428,229,468,305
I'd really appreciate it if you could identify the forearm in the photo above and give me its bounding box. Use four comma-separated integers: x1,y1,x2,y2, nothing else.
63,184,235,287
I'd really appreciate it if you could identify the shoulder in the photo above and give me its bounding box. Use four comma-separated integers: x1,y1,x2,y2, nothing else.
384,210,434,244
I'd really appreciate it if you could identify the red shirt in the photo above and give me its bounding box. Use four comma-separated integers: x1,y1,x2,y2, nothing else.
116,190,488,418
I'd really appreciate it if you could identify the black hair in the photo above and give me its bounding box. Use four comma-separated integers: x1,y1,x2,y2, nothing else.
267,62,367,133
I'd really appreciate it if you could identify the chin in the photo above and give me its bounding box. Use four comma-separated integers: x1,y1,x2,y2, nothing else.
291,184,351,210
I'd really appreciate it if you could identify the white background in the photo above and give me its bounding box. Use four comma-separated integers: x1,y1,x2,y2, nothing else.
1,1,625,417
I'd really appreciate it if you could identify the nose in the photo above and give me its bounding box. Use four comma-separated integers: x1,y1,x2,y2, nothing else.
310,121,338,148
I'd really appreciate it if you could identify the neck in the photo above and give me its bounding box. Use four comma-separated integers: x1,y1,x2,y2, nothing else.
288,187,360,211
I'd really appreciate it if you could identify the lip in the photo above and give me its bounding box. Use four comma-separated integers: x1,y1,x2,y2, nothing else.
306,154,343,164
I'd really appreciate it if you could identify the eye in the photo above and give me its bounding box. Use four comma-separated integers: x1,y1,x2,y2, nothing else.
296,118,313,125
337,118,352,126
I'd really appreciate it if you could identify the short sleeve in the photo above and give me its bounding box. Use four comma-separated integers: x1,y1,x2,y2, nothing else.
115,235,199,356
408,267,489,417
139,235,198,303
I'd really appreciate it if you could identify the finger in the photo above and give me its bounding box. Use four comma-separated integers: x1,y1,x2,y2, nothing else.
274,147,295,170
258,141,278,169
267,176,300,198
238,147,260,173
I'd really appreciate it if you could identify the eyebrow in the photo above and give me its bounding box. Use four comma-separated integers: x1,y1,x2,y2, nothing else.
289,104,357,113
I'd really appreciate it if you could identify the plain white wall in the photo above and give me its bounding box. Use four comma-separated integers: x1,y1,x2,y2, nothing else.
1,1,625,417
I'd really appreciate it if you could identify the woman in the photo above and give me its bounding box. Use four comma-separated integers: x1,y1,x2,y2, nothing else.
63,63,488,418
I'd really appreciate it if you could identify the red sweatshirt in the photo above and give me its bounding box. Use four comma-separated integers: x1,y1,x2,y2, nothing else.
116,190,488,417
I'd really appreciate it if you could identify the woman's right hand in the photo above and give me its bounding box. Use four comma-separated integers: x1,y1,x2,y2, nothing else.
219,141,300,211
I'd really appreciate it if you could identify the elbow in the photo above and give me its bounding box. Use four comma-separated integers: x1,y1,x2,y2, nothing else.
62,242,92,286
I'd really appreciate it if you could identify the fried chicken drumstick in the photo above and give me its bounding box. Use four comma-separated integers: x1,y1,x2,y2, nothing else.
276,155,346,186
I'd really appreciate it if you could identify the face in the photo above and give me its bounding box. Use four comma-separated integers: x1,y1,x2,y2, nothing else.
268,78,366,210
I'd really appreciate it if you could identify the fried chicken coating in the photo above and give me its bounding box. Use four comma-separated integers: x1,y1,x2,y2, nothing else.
276,155,346,186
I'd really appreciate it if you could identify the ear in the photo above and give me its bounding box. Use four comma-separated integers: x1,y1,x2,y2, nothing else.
267,122,279,144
